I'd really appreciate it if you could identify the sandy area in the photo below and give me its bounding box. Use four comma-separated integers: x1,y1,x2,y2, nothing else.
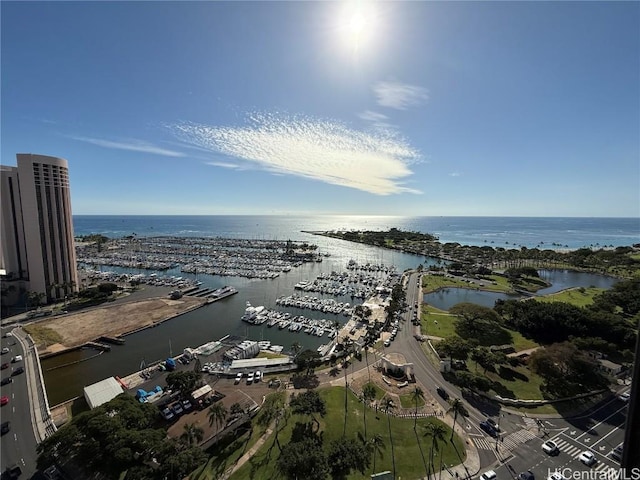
32,296,206,354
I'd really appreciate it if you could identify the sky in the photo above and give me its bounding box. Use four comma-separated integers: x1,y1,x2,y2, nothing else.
1,1,639,217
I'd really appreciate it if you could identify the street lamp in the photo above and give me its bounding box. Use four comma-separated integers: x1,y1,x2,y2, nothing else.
495,413,503,452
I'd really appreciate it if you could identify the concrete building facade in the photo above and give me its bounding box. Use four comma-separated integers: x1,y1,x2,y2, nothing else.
0,154,78,307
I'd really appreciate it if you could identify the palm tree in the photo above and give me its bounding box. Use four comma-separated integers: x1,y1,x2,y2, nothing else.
368,433,386,474
424,422,447,478
411,386,425,430
362,383,377,439
291,341,302,359
382,398,397,479
448,398,466,441
180,422,204,446
207,402,228,432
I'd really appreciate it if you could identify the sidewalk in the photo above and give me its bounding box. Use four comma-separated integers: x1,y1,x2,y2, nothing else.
12,327,57,442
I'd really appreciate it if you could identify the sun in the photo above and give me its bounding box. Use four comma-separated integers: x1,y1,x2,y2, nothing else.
337,1,378,55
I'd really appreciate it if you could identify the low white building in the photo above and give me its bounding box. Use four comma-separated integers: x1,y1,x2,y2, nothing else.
84,377,124,409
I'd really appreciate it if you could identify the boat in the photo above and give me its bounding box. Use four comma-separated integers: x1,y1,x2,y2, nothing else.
241,302,266,323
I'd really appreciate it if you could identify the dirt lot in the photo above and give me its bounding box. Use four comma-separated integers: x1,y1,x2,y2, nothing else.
28,295,206,354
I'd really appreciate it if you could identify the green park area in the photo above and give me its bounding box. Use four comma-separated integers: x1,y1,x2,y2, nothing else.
532,287,604,307
192,387,466,480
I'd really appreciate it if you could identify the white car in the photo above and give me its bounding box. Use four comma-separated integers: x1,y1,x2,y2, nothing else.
254,371,262,382
542,440,559,455
618,391,630,402
246,372,254,384
234,372,243,384
579,451,596,466
548,473,565,480
480,470,497,480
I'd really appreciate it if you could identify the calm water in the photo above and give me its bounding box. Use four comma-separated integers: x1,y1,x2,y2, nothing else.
423,269,619,311
42,216,636,405
74,215,640,250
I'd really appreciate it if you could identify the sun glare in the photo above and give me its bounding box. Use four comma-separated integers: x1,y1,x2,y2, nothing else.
337,1,378,55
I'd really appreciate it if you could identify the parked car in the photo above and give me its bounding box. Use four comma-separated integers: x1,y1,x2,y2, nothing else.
1,363,8,370
618,391,630,402
234,372,243,384
11,367,24,376
383,340,391,347
579,451,597,466
11,355,22,363
246,372,254,384
0,377,12,386
182,399,193,411
480,470,497,480
542,440,560,455
1,347,9,354
161,407,174,421
1,396,8,406
171,402,184,416
1,421,10,435
254,371,262,382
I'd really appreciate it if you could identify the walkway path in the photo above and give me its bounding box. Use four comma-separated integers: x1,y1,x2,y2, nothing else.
218,424,274,480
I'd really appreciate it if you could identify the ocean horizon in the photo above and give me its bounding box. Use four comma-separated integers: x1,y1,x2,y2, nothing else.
73,215,640,250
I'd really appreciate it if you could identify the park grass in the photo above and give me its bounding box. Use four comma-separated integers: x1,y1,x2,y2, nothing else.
482,364,546,401
533,287,604,307
399,392,426,409
421,305,538,352
23,324,63,346
257,351,288,360
363,381,386,400
224,386,466,480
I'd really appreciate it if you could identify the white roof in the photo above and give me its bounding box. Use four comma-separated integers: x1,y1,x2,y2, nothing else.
230,357,293,370
83,377,124,409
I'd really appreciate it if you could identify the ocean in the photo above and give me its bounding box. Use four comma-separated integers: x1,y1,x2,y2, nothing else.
74,215,640,250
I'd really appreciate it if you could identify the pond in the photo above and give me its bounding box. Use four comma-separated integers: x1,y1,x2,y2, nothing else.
423,269,619,311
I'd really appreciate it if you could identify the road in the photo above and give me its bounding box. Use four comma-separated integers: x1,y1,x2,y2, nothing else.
482,395,628,480
1,327,39,477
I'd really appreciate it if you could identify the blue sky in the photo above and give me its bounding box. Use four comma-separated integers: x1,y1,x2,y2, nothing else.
2,1,638,217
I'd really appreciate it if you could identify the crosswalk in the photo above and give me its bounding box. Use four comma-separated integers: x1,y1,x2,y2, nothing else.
473,429,537,451
552,438,619,479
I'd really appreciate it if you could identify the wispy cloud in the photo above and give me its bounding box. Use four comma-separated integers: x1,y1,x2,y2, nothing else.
69,135,186,157
358,110,389,123
205,161,243,169
358,110,394,130
449,172,461,177
373,81,429,110
171,113,422,195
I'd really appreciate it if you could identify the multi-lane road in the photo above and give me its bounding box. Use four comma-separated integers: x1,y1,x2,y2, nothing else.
1,327,39,478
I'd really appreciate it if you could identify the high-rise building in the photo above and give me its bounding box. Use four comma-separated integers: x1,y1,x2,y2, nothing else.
0,154,78,307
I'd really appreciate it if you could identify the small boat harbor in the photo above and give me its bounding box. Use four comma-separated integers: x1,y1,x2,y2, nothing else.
76,235,326,279
241,302,339,338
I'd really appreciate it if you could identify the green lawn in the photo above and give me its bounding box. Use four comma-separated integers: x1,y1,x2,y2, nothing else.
483,364,546,401
362,381,387,400
533,287,605,307
399,392,426,409
421,305,538,352
220,386,466,480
